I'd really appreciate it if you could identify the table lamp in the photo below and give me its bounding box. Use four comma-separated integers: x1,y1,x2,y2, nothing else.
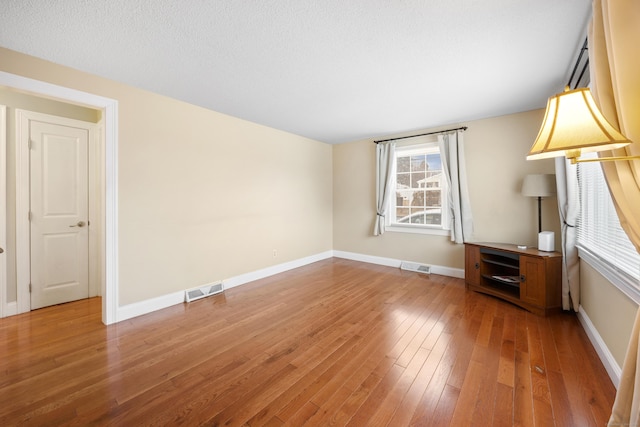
522,174,556,250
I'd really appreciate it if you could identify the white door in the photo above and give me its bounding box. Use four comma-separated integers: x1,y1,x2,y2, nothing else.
30,120,89,309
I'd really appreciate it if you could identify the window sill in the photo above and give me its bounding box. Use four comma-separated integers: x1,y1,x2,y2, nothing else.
577,245,640,305
386,225,450,236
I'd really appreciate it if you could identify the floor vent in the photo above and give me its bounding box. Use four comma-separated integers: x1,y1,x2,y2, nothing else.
400,261,431,274
185,282,224,302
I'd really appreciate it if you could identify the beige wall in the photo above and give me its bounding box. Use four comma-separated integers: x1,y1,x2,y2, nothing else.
581,260,637,366
0,47,333,306
0,87,100,303
1,48,634,376
333,110,561,269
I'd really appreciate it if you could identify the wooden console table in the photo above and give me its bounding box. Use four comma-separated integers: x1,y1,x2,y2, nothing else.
465,242,563,316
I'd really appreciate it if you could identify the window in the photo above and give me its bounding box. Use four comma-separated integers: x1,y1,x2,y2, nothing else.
577,154,640,300
387,142,450,234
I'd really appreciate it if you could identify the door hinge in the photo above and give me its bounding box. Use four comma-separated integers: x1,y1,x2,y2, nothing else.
28,211,32,221
29,283,32,293
28,139,33,150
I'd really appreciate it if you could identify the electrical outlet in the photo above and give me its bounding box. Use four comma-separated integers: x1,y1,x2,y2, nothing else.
273,249,278,257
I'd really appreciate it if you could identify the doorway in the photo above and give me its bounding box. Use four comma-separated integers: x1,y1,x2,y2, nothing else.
0,71,119,324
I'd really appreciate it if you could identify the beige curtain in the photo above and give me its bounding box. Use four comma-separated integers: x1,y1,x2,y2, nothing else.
589,0,640,425
373,142,396,236
555,157,580,311
438,131,473,244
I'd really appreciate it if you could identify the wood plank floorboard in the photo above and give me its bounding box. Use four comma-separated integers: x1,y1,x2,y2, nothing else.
0,258,615,426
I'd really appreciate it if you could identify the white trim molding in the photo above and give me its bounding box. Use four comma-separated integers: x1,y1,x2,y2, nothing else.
15,109,31,313
0,105,5,318
578,246,640,305
116,251,334,322
333,251,402,268
5,301,17,317
222,251,333,290
110,250,467,323
117,290,186,322
332,250,465,279
577,304,621,388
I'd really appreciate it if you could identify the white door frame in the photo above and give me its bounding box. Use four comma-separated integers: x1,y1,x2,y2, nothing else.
0,71,119,325
0,105,6,319
17,110,100,309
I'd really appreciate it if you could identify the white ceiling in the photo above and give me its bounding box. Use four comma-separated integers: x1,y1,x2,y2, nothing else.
0,0,591,144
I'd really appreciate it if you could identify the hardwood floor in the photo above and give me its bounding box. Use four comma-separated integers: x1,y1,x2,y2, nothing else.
0,258,615,426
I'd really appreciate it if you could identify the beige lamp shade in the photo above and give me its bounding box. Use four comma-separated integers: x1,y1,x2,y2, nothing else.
522,174,556,198
522,174,556,233
527,87,631,162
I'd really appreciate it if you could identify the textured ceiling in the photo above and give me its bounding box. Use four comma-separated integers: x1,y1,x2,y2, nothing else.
0,0,591,143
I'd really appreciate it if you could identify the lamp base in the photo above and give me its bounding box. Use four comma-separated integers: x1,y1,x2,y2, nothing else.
538,231,555,252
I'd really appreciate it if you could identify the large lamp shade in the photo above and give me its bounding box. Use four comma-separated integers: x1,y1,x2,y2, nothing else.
527,87,631,162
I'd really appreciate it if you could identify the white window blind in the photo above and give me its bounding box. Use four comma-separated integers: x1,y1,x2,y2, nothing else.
577,155,640,293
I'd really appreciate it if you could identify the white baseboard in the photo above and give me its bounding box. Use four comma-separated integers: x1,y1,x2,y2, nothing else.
577,304,621,388
115,250,334,322
223,251,333,289
116,290,185,322
4,301,17,317
114,249,467,323
332,250,401,268
332,250,464,279
431,265,465,279
60,249,463,323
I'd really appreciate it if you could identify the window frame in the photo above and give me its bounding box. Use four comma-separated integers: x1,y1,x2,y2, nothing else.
385,140,450,236
576,153,640,304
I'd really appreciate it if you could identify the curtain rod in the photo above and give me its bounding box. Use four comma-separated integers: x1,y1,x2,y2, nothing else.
373,126,468,144
567,38,588,89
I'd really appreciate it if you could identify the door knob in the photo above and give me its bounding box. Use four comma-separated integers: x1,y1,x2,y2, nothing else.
69,221,86,228
0,247,3,254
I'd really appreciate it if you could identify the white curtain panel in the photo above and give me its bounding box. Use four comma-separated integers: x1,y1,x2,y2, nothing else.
373,142,395,236
439,131,473,244
555,157,581,311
